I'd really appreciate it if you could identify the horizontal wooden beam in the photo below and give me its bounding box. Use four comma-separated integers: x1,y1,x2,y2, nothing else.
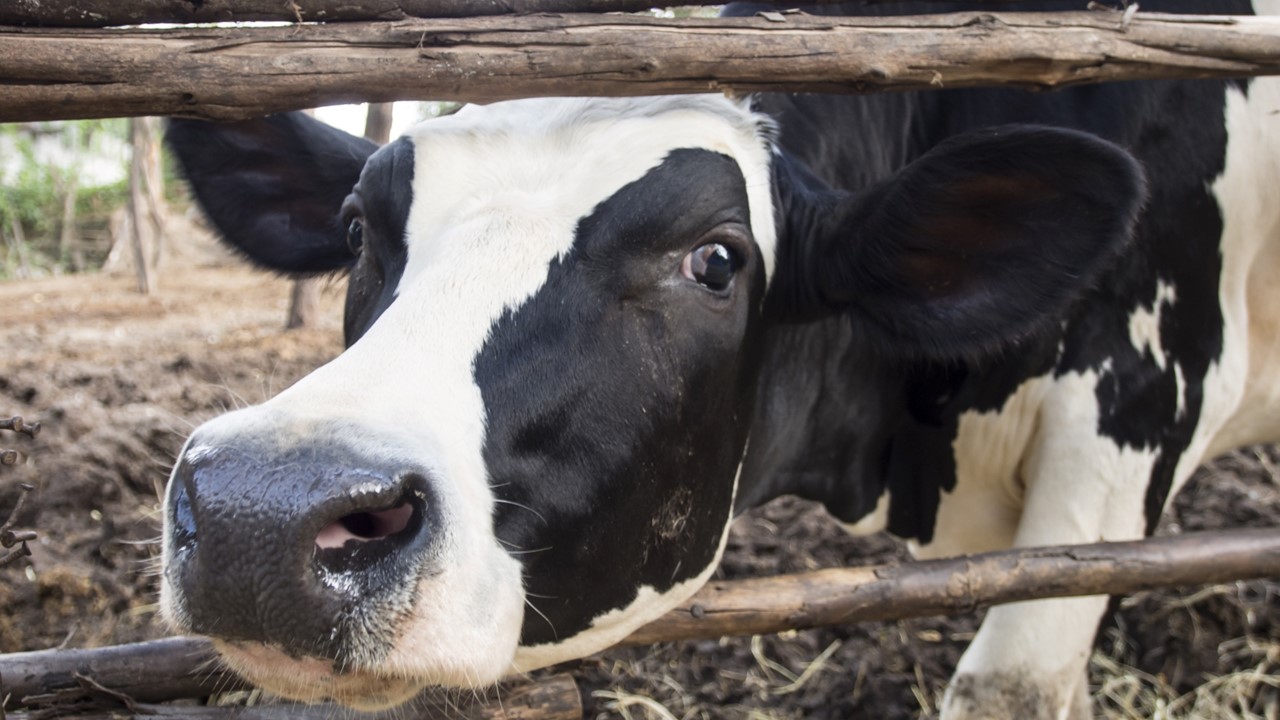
3,672,581,719
624,525,1280,645
3,527,1277,713
0,1,1022,28
0,0,669,27
2,10,1278,122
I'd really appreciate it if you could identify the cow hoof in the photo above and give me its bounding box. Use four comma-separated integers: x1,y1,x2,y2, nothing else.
941,672,1092,720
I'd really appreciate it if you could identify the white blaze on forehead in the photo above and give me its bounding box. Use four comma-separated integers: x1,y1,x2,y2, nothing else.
397,95,779,305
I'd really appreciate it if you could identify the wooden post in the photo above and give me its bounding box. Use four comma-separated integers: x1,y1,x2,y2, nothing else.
57,167,79,270
364,102,395,145
285,279,322,329
142,122,166,273
126,117,164,294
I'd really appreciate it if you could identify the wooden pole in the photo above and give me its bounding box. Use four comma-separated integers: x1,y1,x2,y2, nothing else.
4,672,581,720
3,528,1277,711
624,525,1280,645
2,11,1279,122
0,1,1019,28
364,102,396,146
125,117,164,294
0,638,226,708
141,119,167,274
284,280,323,329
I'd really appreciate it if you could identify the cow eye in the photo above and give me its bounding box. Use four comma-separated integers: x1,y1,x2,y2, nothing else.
681,243,738,292
346,218,365,256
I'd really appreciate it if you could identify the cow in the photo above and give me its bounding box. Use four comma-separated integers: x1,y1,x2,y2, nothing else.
161,2,1280,717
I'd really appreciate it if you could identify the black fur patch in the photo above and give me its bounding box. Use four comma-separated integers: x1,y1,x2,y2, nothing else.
474,150,767,644
342,137,416,345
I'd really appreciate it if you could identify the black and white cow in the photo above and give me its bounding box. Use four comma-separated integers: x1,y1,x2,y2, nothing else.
161,2,1280,717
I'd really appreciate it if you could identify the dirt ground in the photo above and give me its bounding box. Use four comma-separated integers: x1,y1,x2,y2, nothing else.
0,260,1277,719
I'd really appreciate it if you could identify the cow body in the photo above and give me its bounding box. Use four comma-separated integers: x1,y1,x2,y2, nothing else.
734,16,1280,714
162,2,1280,717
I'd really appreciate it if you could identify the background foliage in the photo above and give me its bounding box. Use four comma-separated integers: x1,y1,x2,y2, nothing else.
0,119,141,279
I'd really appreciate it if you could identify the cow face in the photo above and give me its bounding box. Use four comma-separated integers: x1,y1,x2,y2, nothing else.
163,97,777,708
163,96,1143,709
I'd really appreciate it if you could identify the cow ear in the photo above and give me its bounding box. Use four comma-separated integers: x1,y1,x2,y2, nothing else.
772,125,1147,359
166,113,378,275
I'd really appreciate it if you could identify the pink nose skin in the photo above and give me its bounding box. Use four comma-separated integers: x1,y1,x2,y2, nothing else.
315,502,415,549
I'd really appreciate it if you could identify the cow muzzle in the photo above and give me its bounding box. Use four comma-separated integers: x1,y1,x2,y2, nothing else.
160,410,527,707
165,435,439,659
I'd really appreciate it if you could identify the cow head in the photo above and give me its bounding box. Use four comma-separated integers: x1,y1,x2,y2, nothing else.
162,96,1143,708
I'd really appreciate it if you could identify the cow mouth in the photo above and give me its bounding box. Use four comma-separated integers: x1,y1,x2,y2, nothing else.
214,641,425,710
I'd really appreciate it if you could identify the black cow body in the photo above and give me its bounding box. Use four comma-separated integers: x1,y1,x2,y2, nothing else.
162,2,1280,717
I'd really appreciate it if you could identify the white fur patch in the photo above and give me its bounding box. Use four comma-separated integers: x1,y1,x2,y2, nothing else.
1205,75,1280,457
1127,280,1176,371
917,374,1052,559
397,96,779,301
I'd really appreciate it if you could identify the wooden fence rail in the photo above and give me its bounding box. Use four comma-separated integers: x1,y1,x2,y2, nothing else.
2,10,1279,122
1,1,1030,28
3,528,1277,716
3,672,583,720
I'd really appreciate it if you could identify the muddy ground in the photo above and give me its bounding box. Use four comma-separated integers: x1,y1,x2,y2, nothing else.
0,260,1277,719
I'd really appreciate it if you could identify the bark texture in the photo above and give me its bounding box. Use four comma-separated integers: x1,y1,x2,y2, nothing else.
2,11,1278,122
3,669,580,719
1,1,951,27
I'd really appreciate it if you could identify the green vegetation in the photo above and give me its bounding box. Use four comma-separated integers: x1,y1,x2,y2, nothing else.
0,119,134,279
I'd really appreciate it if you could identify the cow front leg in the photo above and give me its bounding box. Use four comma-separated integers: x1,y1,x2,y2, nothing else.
939,597,1101,720
937,371,1170,720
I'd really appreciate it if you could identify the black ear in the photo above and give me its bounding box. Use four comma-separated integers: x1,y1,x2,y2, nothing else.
772,125,1147,359
166,113,378,275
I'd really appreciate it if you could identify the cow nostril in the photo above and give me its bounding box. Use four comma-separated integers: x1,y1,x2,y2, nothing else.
316,501,415,550
170,479,197,544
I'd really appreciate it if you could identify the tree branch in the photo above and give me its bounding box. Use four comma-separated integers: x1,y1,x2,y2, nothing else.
3,528,1277,712
4,672,581,720
624,526,1280,645
1,10,1278,122
0,1,1026,28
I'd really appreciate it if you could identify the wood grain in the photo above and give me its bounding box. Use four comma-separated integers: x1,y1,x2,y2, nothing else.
0,1,1009,27
2,11,1278,122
